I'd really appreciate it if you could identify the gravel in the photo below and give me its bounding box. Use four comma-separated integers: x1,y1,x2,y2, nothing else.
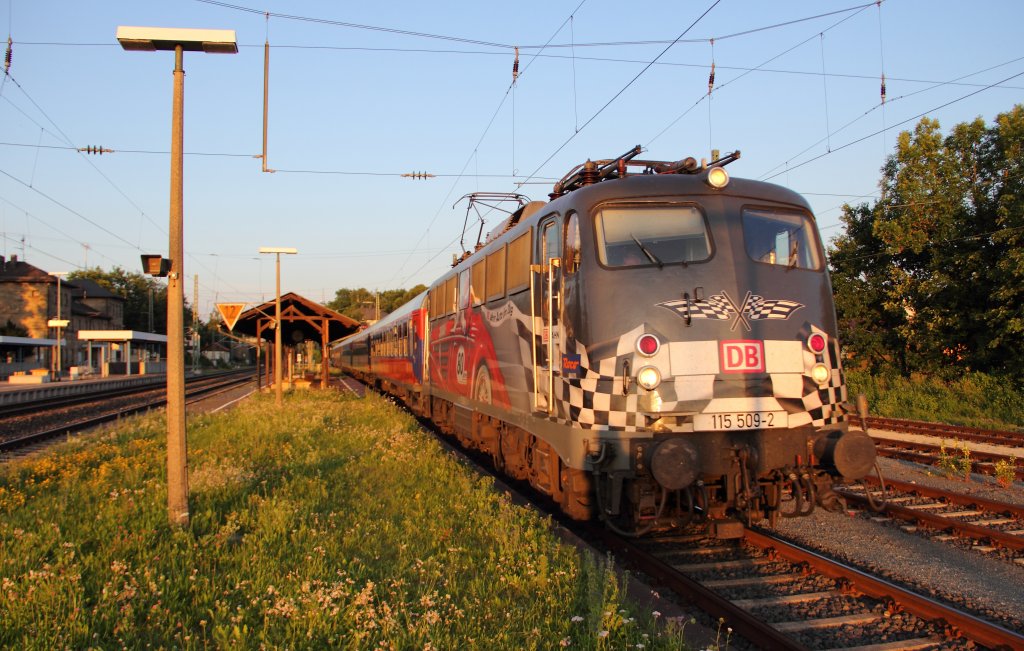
772,456,1024,634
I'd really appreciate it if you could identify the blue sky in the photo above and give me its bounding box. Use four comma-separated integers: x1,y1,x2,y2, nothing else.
1,1,1021,319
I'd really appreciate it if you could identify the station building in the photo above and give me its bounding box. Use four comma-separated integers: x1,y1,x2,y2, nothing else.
0,255,165,381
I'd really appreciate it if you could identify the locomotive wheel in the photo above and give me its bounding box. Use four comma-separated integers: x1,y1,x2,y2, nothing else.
474,364,492,404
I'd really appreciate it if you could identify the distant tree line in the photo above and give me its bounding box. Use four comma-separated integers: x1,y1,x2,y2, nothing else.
828,104,1023,379
68,267,195,334
327,285,428,322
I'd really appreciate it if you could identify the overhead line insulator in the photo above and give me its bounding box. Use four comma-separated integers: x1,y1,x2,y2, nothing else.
401,171,436,180
78,146,113,155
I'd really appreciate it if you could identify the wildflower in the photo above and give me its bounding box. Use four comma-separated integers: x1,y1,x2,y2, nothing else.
571,615,584,623
559,638,571,647
652,610,661,619
598,630,609,638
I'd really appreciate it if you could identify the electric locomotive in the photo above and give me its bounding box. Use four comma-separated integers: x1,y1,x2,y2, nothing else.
335,146,876,537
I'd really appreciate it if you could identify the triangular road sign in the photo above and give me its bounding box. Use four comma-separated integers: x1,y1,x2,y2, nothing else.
216,302,247,331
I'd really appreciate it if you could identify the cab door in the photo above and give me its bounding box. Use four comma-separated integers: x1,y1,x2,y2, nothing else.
534,215,562,413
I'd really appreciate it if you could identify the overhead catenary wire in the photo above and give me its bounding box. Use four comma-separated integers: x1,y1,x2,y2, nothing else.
756,56,1024,181
389,0,588,288
520,0,723,188
759,68,1024,182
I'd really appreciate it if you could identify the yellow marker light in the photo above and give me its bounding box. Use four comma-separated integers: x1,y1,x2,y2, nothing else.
811,363,830,386
636,366,662,391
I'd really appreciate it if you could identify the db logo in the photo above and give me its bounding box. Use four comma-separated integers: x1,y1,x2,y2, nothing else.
720,340,765,373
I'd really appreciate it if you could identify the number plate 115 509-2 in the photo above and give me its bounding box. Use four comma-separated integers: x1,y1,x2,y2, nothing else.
693,411,787,431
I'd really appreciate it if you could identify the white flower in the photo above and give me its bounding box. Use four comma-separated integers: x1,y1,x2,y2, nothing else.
598,631,609,639
652,610,661,618
571,615,584,623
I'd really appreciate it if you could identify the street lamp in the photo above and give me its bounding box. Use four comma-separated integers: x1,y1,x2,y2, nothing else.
47,271,68,381
118,25,237,529
259,247,297,407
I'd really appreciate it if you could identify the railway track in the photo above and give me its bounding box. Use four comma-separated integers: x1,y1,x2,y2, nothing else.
871,436,1024,482
857,416,1024,449
837,477,1024,556
600,525,1024,650
0,370,254,457
339,375,1023,649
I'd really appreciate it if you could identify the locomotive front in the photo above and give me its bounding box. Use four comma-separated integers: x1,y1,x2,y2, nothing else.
554,156,875,536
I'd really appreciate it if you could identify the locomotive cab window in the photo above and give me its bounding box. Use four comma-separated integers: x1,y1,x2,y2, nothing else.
595,204,710,267
564,212,580,275
742,208,822,270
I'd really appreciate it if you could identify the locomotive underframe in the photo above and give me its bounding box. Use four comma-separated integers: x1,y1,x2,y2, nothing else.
347,370,871,536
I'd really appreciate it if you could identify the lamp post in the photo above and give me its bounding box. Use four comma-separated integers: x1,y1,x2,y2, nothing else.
259,247,297,407
118,25,237,528
48,271,68,381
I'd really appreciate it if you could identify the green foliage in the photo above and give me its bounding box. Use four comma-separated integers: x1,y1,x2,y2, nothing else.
0,319,29,336
327,285,427,322
846,368,1024,430
0,392,690,649
937,440,973,480
68,266,195,334
829,104,1024,379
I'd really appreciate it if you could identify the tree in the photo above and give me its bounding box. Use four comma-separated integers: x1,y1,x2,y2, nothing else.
68,267,195,334
828,105,1024,378
327,285,427,322
1,319,29,337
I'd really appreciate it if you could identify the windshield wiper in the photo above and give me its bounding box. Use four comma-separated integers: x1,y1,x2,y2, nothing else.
630,233,663,269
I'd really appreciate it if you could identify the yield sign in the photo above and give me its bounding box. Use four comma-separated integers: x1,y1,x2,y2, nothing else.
216,303,247,331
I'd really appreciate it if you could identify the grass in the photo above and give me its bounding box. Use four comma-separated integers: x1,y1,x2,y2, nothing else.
845,369,1024,431
0,390,692,650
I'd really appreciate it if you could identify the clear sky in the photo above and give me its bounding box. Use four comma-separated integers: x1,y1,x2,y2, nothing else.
1,1,1021,320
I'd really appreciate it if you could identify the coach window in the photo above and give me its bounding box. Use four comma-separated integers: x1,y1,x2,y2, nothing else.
471,260,485,306
564,212,580,274
506,230,531,293
486,245,506,301
429,287,440,319
446,275,458,314
742,207,822,270
459,270,471,311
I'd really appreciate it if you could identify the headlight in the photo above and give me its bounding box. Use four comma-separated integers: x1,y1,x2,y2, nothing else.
811,363,830,385
706,166,729,189
636,366,662,391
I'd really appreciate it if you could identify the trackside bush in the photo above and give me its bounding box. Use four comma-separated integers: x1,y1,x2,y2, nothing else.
846,369,1024,430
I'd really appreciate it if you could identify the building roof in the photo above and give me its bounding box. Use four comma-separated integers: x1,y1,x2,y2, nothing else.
232,292,360,343
0,255,53,283
71,302,108,319
77,330,168,343
69,277,124,301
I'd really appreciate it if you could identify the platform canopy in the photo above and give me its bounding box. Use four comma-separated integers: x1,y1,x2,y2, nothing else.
230,293,359,344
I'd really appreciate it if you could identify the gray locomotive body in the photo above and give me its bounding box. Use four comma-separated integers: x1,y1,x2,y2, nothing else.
336,152,875,536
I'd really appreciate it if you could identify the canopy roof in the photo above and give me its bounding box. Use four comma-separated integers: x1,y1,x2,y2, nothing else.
229,292,360,344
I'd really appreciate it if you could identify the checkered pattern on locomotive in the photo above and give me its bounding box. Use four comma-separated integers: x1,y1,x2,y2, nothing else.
502,301,846,433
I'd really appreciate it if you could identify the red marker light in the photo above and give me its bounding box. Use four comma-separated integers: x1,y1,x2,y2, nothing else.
637,334,660,356
808,333,827,354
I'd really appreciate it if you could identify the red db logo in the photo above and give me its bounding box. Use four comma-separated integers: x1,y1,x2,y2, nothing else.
720,340,764,373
